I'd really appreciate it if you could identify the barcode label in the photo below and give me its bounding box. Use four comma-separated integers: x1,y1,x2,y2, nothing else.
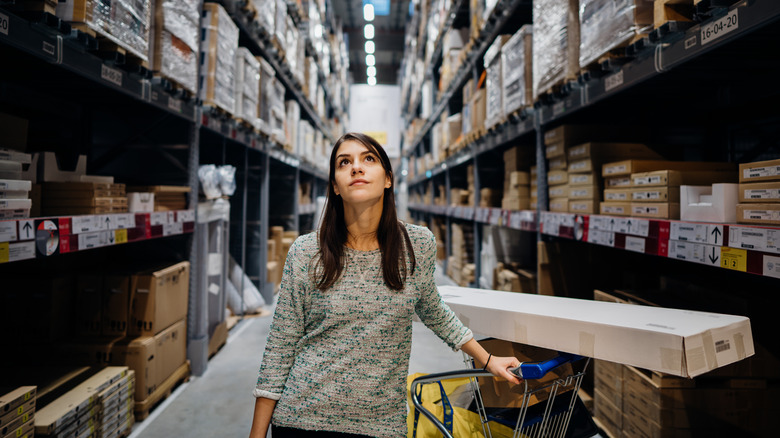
715,340,730,353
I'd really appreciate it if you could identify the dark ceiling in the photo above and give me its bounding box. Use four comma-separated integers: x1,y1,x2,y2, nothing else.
330,0,411,85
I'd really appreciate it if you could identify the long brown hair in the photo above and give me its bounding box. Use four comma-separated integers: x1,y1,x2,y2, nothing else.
315,132,415,291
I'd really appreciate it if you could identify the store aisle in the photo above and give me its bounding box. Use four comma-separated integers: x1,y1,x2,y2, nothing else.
130,265,465,438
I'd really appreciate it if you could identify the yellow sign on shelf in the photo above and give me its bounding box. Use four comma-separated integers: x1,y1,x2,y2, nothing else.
364,131,388,145
115,229,128,244
721,247,747,272
0,242,9,263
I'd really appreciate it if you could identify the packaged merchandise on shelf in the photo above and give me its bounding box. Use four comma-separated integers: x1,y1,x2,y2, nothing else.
533,0,580,98
150,0,200,95
128,192,155,213
256,57,276,133
234,48,261,124
630,185,680,202
484,35,511,130
501,25,534,116
254,0,276,36
568,172,598,187
579,0,653,69
600,201,631,216
603,160,736,177
549,198,569,212
41,182,128,215
631,201,679,219
129,261,190,336
270,79,287,143
199,2,239,114
273,0,287,50
736,203,780,225
34,366,129,436
738,181,780,203
56,0,151,61
0,386,36,435
285,100,301,153
38,152,113,184
680,183,738,223
549,184,569,199
738,158,780,183
127,185,189,211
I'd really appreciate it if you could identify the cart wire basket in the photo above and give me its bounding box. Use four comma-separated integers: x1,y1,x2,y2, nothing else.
410,352,590,438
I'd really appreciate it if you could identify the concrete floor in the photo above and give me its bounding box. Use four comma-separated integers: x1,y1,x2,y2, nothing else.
129,265,466,438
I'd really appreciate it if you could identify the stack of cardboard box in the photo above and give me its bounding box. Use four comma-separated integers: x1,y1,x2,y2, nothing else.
484,35,511,130
600,160,735,219
502,146,531,211
544,126,576,212
0,146,33,219
737,159,780,225
0,386,36,438
268,227,299,286
501,25,533,117
35,367,135,438
298,182,312,206
41,182,127,216
493,263,536,293
199,2,238,115
447,223,474,287
567,142,661,214
129,185,190,211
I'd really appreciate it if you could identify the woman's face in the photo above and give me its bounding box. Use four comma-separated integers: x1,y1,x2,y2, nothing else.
332,140,391,206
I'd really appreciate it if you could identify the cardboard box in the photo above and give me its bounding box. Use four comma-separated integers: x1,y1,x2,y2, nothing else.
470,88,487,131
631,202,680,219
594,388,623,430
155,319,187,390
605,176,632,187
604,188,634,202
631,186,680,203
545,142,567,159
736,203,780,225
739,158,780,183
600,202,632,216
568,172,598,186
504,148,533,172
128,192,154,213
738,182,780,203
569,200,597,213
548,155,568,170
103,275,130,337
473,339,575,408
501,197,530,211
549,198,569,212
603,161,736,178
567,142,660,160
632,170,737,187
548,184,569,199
267,261,281,284
76,275,103,337
569,184,600,200
439,286,755,377
0,386,36,419
680,184,738,223
114,335,156,401
508,171,531,187
130,262,190,336
547,170,568,186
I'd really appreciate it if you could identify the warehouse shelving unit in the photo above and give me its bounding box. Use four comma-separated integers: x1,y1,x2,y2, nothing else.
0,0,341,380
403,0,780,288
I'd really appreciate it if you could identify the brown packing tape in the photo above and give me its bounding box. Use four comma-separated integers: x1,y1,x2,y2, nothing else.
660,347,683,372
579,332,595,357
514,322,527,344
734,333,746,359
702,332,718,370
685,346,706,373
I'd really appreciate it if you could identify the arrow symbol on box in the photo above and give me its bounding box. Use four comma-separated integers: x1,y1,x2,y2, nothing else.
709,247,719,264
22,222,32,238
711,227,721,245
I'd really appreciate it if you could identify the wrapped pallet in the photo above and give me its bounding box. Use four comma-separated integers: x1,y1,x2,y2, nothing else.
56,0,151,62
579,0,653,68
254,0,276,36
270,79,287,142
484,35,510,130
150,0,200,94
285,100,300,153
199,2,238,114
274,0,287,50
533,0,580,98
235,48,260,124
501,25,533,116
256,57,275,132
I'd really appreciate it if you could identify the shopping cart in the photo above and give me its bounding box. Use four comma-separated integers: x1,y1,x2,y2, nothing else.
410,351,591,438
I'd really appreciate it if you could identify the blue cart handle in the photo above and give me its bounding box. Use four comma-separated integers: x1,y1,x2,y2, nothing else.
510,352,584,380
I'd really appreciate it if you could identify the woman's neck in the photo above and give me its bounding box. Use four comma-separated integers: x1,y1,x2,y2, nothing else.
343,200,383,251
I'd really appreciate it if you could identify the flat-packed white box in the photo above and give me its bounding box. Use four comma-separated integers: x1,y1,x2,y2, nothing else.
440,286,754,377
680,183,738,223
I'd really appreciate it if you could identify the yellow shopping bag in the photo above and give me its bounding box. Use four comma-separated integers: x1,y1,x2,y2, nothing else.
406,373,516,438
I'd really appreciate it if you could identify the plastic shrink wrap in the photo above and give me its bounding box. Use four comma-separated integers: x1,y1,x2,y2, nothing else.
501,25,533,116
256,58,276,133
235,48,261,123
533,0,580,98
199,3,239,114
579,0,653,68
150,0,201,94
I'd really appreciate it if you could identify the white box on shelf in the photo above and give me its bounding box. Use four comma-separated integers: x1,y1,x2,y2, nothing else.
439,286,754,378
128,193,155,213
680,183,738,223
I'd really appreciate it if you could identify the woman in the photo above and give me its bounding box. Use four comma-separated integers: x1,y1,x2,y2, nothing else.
249,133,521,438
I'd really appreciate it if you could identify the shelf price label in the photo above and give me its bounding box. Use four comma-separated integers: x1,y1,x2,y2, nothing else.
0,12,8,36
701,9,738,45
0,242,8,263
115,229,128,244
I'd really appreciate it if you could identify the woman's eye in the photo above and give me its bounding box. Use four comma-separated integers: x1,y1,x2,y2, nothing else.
366,155,375,162
339,159,349,166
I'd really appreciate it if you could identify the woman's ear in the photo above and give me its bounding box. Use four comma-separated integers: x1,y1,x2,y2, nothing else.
385,174,392,189
333,183,340,196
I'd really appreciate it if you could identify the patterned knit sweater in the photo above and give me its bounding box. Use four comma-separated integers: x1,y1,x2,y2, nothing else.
253,223,473,437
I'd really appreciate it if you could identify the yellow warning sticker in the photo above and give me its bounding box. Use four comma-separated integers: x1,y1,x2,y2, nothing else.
721,247,747,272
115,229,128,244
0,242,8,263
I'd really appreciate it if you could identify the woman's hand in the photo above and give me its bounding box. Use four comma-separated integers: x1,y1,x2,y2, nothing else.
484,355,522,385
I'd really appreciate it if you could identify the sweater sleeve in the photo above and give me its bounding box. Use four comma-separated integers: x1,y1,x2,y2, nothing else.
413,228,473,351
253,237,309,399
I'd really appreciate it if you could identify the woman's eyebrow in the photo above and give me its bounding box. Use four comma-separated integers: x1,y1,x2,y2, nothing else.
336,151,374,160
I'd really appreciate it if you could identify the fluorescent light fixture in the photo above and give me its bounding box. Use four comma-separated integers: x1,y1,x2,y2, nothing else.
364,24,375,39
367,66,377,77
365,40,375,54
368,76,377,86
363,4,375,21
314,24,323,38
366,54,375,66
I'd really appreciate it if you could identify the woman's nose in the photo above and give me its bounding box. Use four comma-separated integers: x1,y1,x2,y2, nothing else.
351,161,363,174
